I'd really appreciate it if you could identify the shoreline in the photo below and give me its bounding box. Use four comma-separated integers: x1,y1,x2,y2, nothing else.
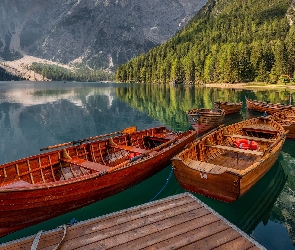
204,82,295,90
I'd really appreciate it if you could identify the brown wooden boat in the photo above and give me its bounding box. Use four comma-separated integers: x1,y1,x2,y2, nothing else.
214,101,243,115
0,126,196,237
172,116,287,202
186,108,225,135
270,109,295,139
246,97,295,114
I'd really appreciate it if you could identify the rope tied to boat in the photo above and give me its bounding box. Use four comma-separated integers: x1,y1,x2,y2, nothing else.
149,167,174,202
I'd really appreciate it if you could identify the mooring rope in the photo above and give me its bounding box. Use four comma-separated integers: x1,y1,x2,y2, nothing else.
149,167,174,202
31,230,43,250
31,218,78,250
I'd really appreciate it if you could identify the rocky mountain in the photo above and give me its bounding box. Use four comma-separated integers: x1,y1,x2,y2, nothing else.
0,0,207,76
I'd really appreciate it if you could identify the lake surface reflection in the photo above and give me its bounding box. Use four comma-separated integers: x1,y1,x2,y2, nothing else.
0,81,294,249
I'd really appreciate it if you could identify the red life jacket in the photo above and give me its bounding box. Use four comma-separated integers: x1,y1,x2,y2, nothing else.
234,139,258,150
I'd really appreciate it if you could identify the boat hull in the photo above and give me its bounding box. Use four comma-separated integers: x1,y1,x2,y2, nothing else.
187,108,225,134
270,109,295,139
172,159,240,202
173,139,284,202
214,102,242,115
172,117,286,202
246,98,294,114
0,128,196,237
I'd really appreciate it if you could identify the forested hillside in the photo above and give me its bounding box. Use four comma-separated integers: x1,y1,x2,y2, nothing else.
116,0,295,84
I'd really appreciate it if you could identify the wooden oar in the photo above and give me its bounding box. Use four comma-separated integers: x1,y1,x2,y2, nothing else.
40,126,137,151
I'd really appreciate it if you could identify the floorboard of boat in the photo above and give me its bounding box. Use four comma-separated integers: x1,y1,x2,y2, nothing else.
207,151,258,171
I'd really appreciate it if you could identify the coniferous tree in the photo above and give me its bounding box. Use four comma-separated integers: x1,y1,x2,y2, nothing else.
115,0,294,85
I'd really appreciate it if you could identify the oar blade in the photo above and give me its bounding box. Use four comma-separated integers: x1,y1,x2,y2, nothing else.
122,126,137,134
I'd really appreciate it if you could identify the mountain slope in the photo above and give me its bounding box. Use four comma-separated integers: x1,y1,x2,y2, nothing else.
116,0,295,84
0,0,207,79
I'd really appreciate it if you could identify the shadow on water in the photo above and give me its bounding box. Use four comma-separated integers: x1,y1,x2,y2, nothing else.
193,161,287,234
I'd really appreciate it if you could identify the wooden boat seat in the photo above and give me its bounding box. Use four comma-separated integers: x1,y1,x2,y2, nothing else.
150,133,176,141
242,124,278,135
208,145,263,156
113,145,149,154
61,157,109,173
224,134,275,143
185,159,228,174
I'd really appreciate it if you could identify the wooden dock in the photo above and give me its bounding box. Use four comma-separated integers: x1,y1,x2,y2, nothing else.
0,193,265,249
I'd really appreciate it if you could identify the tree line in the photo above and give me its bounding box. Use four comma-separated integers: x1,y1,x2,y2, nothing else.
29,63,114,82
116,0,295,84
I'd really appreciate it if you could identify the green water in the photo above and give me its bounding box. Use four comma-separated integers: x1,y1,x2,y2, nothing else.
0,81,294,249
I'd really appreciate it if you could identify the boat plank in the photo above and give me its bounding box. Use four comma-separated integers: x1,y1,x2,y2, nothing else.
185,159,228,174
113,145,149,154
0,180,31,189
209,145,263,156
225,134,275,143
61,157,109,172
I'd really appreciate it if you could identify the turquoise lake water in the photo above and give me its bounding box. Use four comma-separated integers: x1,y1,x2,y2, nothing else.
0,81,294,250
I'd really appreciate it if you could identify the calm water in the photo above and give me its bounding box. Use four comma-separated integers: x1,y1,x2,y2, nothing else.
0,81,294,249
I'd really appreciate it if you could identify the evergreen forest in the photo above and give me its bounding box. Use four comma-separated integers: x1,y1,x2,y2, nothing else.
116,0,295,85
29,63,114,82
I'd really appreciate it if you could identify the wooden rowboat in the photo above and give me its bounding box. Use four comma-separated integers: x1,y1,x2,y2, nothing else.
246,97,295,114
172,117,287,202
186,108,225,135
0,126,196,237
214,101,243,115
270,109,295,139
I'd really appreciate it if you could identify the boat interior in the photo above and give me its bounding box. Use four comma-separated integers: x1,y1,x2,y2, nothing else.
0,127,179,188
180,117,283,174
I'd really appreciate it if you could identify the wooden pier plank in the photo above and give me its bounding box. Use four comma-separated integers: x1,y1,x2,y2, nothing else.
61,204,207,249
109,213,220,250
0,193,264,250
7,196,198,250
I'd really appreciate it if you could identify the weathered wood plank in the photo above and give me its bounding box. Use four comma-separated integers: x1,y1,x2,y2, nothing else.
178,228,260,250
61,157,109,172
144,221,229,249
214,236,260,249
9,196,198,250
0,193,264,250
209,145,263,156
109,213,220,250
225,134,275,143
62,205,207,249
113,145,149,154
